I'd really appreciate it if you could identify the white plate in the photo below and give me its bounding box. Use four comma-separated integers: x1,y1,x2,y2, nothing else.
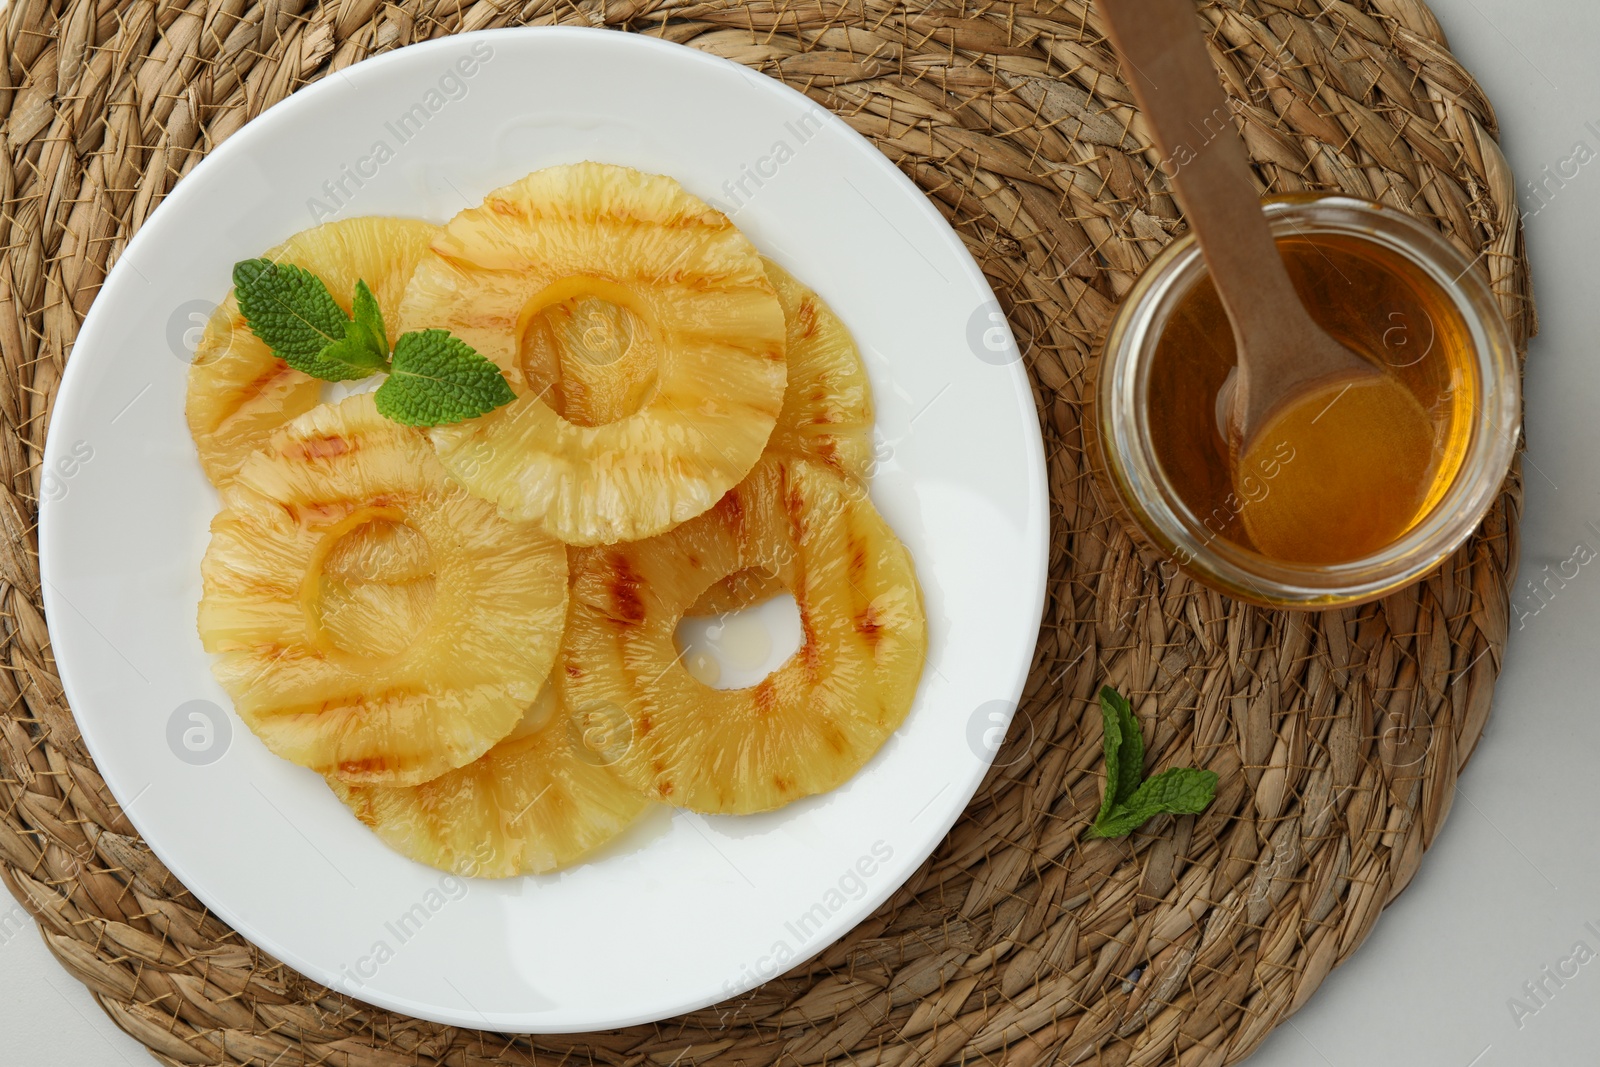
39,27,1048,1032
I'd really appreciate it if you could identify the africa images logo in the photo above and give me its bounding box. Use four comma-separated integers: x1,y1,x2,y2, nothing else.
166,699,232,766
721,840,894,997
711,107,827,215
335,845,491,993
306,42,496,223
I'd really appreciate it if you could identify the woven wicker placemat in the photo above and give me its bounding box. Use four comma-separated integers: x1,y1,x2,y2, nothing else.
0,1,1532,1064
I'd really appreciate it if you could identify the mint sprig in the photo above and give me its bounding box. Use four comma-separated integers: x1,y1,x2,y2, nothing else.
231,258,513,427
1087,686,1217,839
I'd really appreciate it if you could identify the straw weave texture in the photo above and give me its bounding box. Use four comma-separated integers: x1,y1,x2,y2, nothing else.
0,0,1532,1064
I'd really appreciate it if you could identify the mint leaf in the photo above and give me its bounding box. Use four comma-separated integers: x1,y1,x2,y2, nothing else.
1102,686,1144,807
1089,767,1219,839
1096,688,1126,827
351,279,388,355
233,259,354,376
1123,767,1219,817
1087,684,1217,840
374,329,515,427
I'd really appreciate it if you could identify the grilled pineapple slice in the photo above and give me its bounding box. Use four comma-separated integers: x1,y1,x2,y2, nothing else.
401,162,787,546
329,672,648,877
199,394,568,786
566,459,926,814
690,258,875,615
185,216,439,487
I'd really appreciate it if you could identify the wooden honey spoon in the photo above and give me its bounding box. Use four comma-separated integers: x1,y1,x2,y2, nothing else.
1096,0,1439,564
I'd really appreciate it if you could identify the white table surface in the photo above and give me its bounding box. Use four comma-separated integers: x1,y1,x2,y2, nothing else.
3,3,1594,1063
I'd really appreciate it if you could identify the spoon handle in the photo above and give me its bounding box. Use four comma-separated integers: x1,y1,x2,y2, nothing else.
1095,0,1301,343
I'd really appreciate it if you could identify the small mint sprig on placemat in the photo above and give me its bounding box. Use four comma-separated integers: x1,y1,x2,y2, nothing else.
1087,685,1217,839
231,258,515,427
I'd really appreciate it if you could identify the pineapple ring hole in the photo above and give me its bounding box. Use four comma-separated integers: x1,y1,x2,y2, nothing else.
518,276,660,428
675,583,803,690
303,512,438,660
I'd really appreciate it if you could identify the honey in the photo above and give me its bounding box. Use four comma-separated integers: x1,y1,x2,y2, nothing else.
1145,231,1477,565
1236,375,1437,563
1091,194,1519,608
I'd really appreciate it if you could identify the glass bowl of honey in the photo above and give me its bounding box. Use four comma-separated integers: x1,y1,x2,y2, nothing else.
1089,193,1519,609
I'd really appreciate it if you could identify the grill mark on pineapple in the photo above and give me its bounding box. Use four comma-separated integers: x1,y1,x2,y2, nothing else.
285,501,352,526
233,359,300,409
652,278,784,307
606,557,646,624
846,531,869,589
485,197,735,235
284,433,353,463
587,209,734,233
486,197,525,219
795,298,820,341
799,610,821,675
240,641,293,664
219,572,296,601
752,678,779,718
336,755,408,778
812,438,844,475
854,599,886,651
715,488,746,535
284,494,407,529
781,475,811,545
